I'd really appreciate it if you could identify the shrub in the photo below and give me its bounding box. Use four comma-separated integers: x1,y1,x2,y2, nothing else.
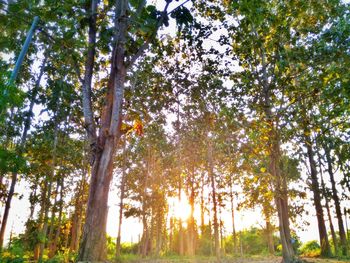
299,240,321,257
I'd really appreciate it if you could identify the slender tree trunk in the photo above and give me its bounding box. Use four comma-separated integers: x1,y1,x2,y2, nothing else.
70,170,87,252
208,139,220,259
141,213,149,257
178,191,184,256
200,175,205,235
324,144,347,255
317,148,338,254
34,181,48,260
39,119,59,261
49,177,64,257
266,218,275,254
304,132,331,257
169,216,173,252
0,55,47,249
229,177,237,254
116,139,127,258
188,169,195,256
47,179,60,251
265,123,294,262
321,171,337,254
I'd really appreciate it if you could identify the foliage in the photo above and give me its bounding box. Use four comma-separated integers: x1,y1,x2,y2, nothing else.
299,240,321,257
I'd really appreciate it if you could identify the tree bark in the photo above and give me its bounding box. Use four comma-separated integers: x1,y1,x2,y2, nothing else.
70,169,87,252
116,139,127,258
208,138,220,259
304,132,331,257
266,218,275,254
38,117,59,261
324,143,347,255
187,167,196,256
229,176,237,254
317,148,338,255
49,177,64,257
200,175,205,235
321,169,337,254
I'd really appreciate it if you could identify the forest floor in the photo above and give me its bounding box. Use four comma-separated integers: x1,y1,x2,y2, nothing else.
117,255,350,263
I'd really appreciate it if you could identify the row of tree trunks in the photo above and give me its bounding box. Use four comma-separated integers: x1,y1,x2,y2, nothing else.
0,54,47,249
208,138,220,259
70,171,88,252
324,143,347,255
304,130,331,257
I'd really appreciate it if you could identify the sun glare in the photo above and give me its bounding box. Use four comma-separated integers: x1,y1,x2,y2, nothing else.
168,195,192,222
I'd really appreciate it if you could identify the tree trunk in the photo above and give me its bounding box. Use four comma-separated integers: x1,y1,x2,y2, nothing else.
208,139,220,259
70,170,87,252
317,148,338,255
200,175,205,235
260,44,295,262
321,171,337,254
78,0,130,260
47,179,60,252
304,132,331,257
39,118,59,261
49,177,64,257
116,139,127,258
324,143,347,255
188,169,196,256
266,218,275,254
78,0,171,259
229,176,237,254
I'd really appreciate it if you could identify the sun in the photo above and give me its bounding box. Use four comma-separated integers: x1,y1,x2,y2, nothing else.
168,195,192,222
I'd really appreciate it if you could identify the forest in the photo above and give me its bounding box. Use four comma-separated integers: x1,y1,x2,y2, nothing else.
0,0,349,262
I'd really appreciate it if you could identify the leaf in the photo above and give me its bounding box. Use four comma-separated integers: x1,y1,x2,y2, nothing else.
133,119,144,136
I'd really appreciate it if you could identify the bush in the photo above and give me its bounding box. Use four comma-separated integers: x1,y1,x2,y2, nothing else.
299,240,321,257
120,242,139,254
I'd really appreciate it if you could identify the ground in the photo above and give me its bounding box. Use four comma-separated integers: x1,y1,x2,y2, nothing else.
117,256,350,263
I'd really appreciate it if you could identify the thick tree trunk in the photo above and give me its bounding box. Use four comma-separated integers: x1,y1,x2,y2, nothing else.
78,0,171,259
78,137,118,260
208,139,220,259
78,0,128,259
304,132,331,257
324,144,347,255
